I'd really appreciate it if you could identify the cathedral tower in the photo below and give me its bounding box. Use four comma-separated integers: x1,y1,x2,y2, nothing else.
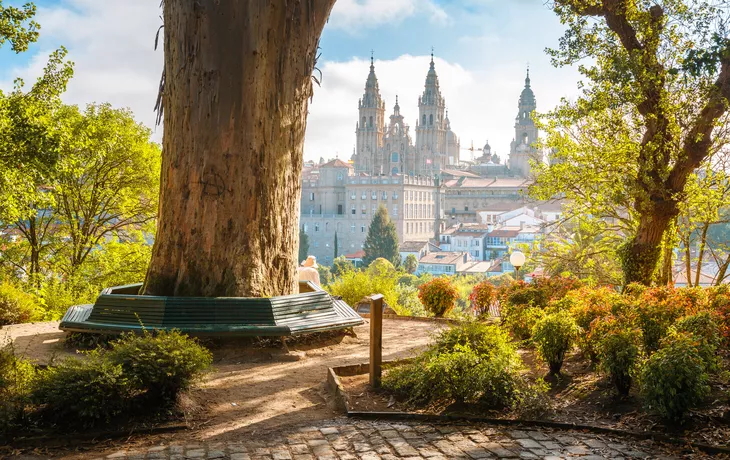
509,68,542,177
354,55,385,174
415,53,448,175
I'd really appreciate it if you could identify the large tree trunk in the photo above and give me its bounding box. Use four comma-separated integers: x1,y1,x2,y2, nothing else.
621,200,677,286
144,0,336,297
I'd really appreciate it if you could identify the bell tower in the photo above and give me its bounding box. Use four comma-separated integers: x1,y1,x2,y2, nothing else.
415,51,447,175
354,53,385,174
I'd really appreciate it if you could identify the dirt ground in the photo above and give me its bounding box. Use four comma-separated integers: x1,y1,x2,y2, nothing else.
4,318,446,451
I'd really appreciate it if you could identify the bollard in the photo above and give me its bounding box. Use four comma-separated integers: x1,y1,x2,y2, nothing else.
369,294,384,388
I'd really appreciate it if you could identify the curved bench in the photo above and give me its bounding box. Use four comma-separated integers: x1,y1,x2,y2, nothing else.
59,282,363,336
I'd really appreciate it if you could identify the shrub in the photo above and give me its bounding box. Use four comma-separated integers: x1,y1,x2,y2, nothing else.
434,323,519,368
418,277,459,317
32,352,134,426
708,286,730,345
598,325,642,396
0,282,44,325
532,310,579,375
328,270,399,311
636,287,697,354
107,330,212,402
469,280,497,317
383,322,545,411
501,305,544,341
640,332,710,422
394,284,427,316
499,276,581,311
0,345,37,434
566,287,617,361
673,312,721,372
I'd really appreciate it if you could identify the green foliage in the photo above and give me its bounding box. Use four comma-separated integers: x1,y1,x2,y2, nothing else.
532,1,730,285
32,351,133,426
317,265,333,286
0,344,37,434
532,310,579,375
107,330,213,403
331,255,354,277
327,269,399,311
404,254,418,274
708,285,730,345
566,287,617,361
383,323,546,412
451,275,486,312
362,205,400,267
367,258,397,278
418,277,459,318
502,305,544,342
598,323,643,396
298,227,309,264
0,282,44,325
635,287,700,353
673,312,721,372
640,332,710,422
394,284,426,317
0,1,39,53
469,280,497,317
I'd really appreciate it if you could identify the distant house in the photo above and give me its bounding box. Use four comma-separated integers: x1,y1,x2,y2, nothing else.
399,241,430,262
416,252,472,276
343,250,365,268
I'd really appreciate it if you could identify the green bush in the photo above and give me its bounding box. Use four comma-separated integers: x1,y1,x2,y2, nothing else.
32,352,134,426
0,282,44,325
532,310,579,375
636,286,702,354
418,277,459,318
383,322,545,411
107,330,213,402
673,312,721,372
501,304,544,341
640,332,710,422
328,270,400,311
0,345,37,434
394,284,427,317
708,285,730,345
433,322,519,368
598,325,642,396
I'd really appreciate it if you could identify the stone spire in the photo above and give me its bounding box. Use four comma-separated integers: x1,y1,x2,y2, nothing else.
361,51,383,109
518,66,536,109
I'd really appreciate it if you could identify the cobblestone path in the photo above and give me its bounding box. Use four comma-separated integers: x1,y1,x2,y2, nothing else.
87,420,705,460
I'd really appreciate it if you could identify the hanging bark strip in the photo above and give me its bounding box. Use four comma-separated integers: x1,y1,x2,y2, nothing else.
144,0,337,297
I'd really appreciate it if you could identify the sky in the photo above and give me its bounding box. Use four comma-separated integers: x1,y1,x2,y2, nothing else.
0,0,585,163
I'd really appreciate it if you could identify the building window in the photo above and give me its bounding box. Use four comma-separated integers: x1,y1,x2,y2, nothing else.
372,192,377,200
351,193,356,200
337,204,343,215
372,206,377,215
391,152,398,162
351,207,356,215
337,174,343,181
392,167,398,174
303,224,308,233
382,191,387,200
361,226,366,233
314,223,319,232
309,192,315,201
429,114,433,125
361,204,367,214
362,116,366,127
369,116,373,128
393,205,398,216
422,114,426,125
351,224,355,232
362,192,367,199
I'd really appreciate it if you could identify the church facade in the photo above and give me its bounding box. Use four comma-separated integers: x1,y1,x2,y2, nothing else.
352,55,461,176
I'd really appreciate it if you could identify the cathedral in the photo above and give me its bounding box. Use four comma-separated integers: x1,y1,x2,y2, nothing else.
352,54,461,176
351,54,543,179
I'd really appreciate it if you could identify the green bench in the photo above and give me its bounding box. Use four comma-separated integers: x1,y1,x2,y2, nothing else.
59,281,363,336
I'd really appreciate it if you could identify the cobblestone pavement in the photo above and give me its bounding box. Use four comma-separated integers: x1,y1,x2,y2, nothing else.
85,420,710,460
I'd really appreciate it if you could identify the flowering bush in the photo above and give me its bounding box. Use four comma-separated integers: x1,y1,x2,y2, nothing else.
532,310,580,375
566,287,618,361
501,305,544,341
672,312,722,372
469,280,497,317
418,277,459,317
707,286,730,345
636,287,702,353
498,276,581,311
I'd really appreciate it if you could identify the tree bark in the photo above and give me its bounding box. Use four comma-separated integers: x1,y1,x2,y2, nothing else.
621,200,676,285
144,0,335,297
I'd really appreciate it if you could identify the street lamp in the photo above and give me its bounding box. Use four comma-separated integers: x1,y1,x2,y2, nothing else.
510,250,526,280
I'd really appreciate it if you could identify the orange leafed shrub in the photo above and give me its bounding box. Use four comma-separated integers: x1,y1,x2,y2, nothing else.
418,277,459,318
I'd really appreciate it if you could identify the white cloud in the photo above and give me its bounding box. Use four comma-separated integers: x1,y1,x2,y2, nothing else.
0,0,164,139
329,0,449,31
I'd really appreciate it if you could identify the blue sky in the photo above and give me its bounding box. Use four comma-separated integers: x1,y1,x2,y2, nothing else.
0,0,585,162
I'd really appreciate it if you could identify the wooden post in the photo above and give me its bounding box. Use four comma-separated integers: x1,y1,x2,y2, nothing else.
369,294,384,388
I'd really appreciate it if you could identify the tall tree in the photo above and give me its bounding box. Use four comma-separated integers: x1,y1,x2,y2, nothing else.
298,227,310,264
0,1,39,52
333,231,338,259
144,0,336,297
54,103,161,274
0,48,73,281
404,254,419,274
362,205,400,267
532,0,730,285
